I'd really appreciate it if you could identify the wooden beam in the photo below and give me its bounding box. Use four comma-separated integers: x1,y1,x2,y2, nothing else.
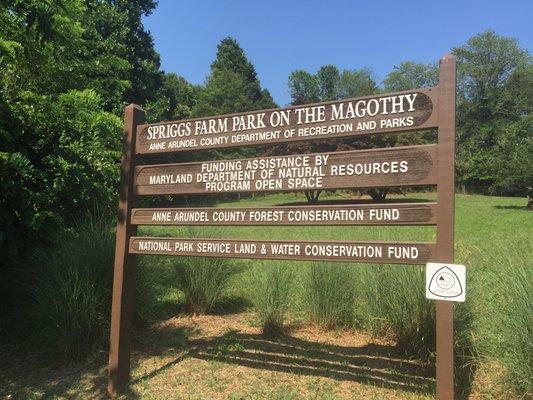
107,104,144,397
130,203,438,226
435,54,457,400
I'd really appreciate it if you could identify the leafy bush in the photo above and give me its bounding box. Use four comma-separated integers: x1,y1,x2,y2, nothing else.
0,89,122,291
247,262,292,335
303,263,356,328
27,212,116,361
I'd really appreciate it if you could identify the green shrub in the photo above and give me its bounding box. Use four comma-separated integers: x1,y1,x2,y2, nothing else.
27,213,115,361
179,256,237,314
177,227,239,314
471,237,533,396
247,262,292,335
303,263,356,328
356,264,436,356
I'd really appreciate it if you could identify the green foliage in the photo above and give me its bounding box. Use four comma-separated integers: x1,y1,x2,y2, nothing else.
193,37,276,118
145,73,199,123
0,89,122,262
471,238,533,395
194,69,265,116
179,256,238,315
246,263,293,335
26,212,116,361
288,70,320,105
383,61,438,92
336,68,378,98
0,0,159,339
453,30,532,199
316,65,340,101
303,263,357,328
355,264,436,356
177,227,240,314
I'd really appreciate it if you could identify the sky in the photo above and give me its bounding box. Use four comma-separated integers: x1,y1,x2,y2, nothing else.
143,0,533,106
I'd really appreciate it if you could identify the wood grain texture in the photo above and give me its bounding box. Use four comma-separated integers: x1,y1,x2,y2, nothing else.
130,203,437,226
108,104,144,397
134,144,437,196
136,88,438,154
435,54,457,400
129,237,435,265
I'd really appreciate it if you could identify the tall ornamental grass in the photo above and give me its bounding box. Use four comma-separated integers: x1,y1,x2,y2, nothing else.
25,212,161,361
28,213,115,361
303,262,357,328
470,237,533,396
355,264,436,356
246,262,293,335
177,227,239,314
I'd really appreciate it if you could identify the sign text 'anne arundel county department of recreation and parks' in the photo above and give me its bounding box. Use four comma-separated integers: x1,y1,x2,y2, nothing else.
109,55,458,400
136,89,437,153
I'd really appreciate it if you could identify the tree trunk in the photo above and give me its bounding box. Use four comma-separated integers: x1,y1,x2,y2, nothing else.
527,187,533,209
367,188,388,202
304,190,322,204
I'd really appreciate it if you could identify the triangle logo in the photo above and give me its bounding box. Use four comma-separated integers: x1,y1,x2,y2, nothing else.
428,266,463,298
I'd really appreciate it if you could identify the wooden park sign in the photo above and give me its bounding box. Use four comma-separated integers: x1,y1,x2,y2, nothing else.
108,55,457,399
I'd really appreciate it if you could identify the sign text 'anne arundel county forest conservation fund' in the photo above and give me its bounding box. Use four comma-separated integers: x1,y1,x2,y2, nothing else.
136,89,437,154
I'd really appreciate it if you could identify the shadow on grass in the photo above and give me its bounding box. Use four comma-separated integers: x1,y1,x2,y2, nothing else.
131,327,436,397
210,295,252,316
0,350,110,400
493,205,531,211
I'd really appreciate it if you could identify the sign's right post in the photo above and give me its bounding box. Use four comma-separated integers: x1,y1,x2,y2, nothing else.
435,54,457,400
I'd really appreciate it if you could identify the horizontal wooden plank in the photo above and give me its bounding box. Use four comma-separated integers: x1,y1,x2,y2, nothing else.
131,203,437,226
129,237,435,265
134,144,437,196
136,87,438,154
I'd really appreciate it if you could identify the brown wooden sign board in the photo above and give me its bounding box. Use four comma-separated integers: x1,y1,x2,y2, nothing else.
136,88,438,154
134,144,437,196
129,237,435,265
131,203,437,226
108,55,457,399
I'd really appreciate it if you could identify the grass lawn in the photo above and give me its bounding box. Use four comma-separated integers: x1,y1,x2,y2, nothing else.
0,192,531,399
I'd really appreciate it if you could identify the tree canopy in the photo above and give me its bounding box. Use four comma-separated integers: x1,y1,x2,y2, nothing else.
453,31,532,202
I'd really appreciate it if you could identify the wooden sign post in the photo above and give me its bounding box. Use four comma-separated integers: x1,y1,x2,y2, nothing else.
107,55,457,399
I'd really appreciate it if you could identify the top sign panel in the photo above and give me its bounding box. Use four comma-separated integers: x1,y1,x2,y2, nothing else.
136,88,438,154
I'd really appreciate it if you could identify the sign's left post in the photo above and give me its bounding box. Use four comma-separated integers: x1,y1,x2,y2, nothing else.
108,104,145,397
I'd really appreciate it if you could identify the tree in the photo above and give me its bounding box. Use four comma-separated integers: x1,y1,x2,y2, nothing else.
288,70,320,105
336,68,377,99
383,61,438,92
316,65,340,102
145,73,199,123
0,0,162,315
193,37,276,117
382,61,439,148
83,0,162,111
452,31,532,204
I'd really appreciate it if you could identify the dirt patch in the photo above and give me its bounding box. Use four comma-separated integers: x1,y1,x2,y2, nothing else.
127,312,434,399
1,312,435,399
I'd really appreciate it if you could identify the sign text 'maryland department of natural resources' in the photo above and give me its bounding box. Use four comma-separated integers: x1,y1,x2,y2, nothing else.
134,145,437,196
136,88,437,154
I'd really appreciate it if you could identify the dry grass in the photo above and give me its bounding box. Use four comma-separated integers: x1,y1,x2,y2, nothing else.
1,312,435,400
